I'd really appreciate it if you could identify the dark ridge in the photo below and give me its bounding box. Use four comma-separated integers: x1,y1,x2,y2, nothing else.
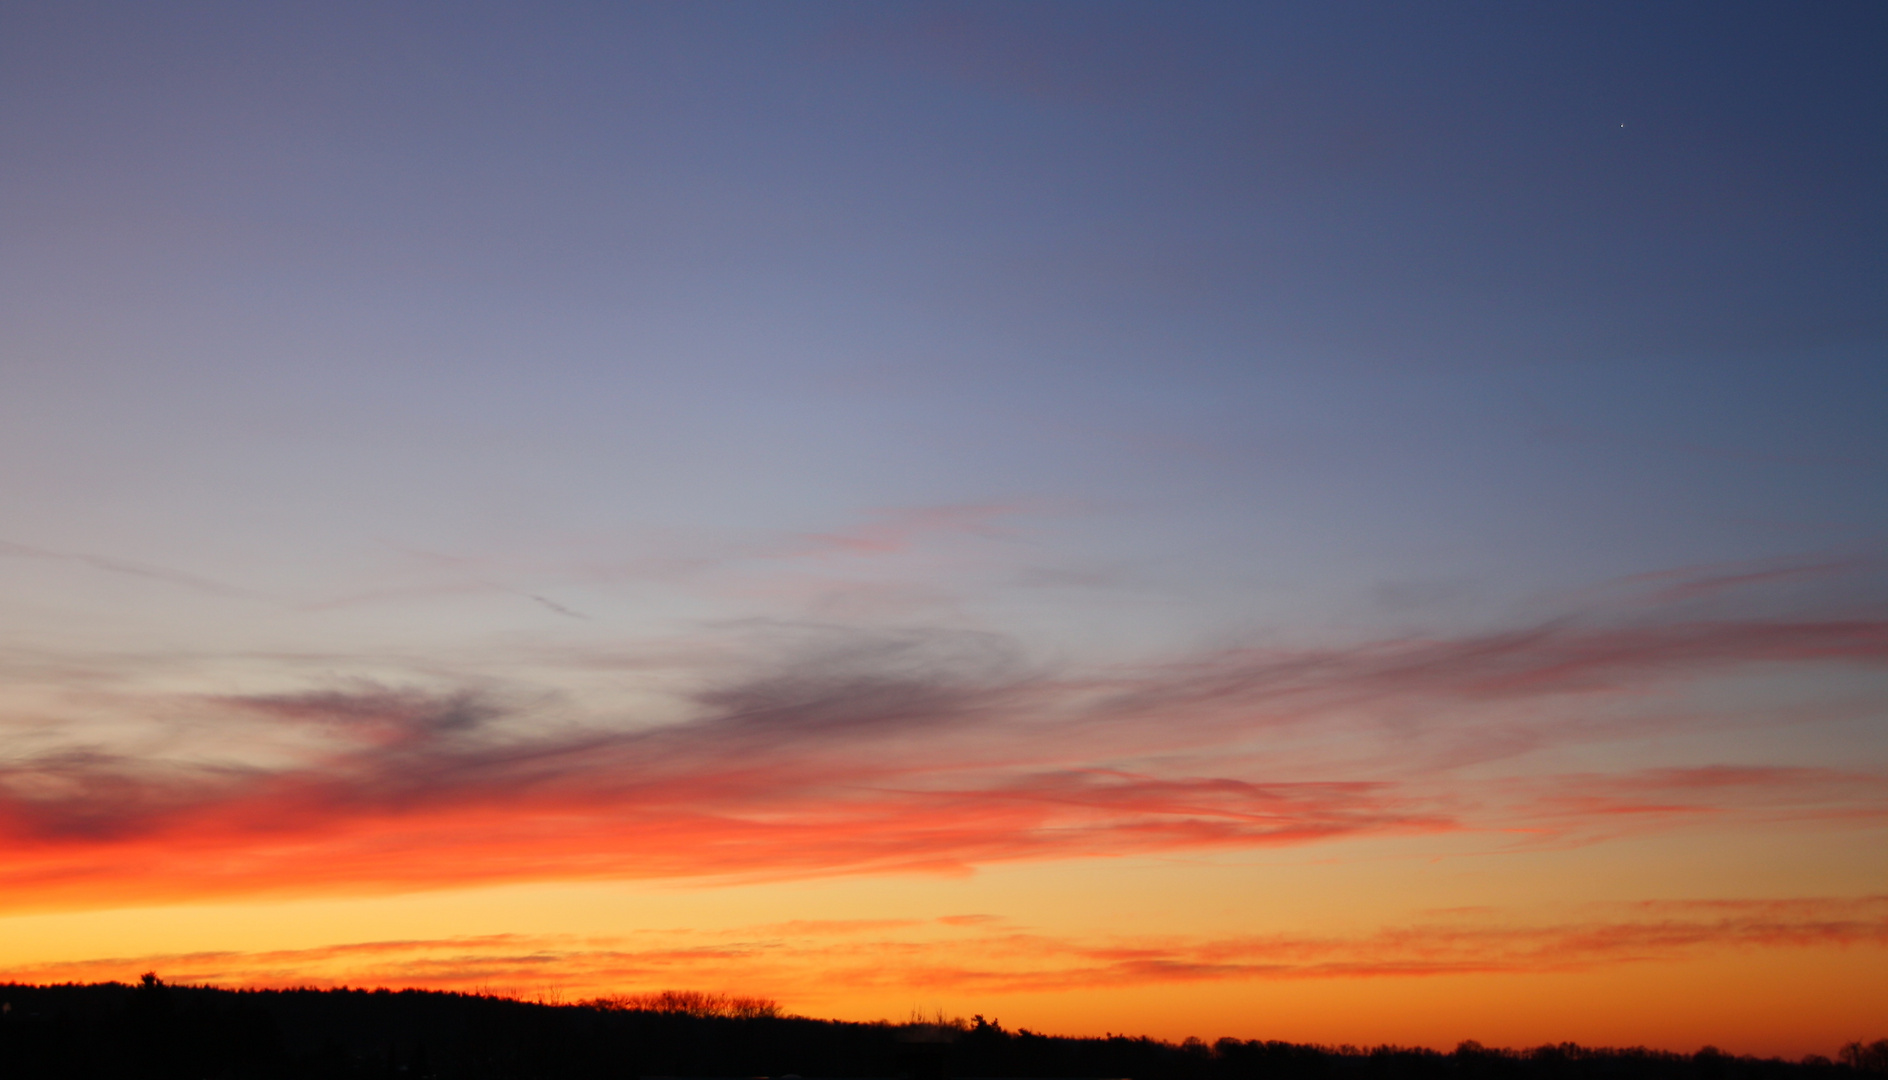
1,978,1882,1080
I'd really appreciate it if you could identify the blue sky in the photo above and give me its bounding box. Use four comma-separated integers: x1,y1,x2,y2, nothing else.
5,5,1884,629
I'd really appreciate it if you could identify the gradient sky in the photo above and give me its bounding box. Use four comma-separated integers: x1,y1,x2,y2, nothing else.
2,0,1886,1058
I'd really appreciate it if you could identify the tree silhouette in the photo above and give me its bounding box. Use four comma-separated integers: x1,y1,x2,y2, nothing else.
1840,1041,1888,1074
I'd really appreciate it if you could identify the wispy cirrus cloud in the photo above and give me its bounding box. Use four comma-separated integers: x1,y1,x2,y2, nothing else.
0,539,252,599
1522,767,1888,828
289,504,1036,620
783,503,1028,559
1643,561,1866,605
0,606,1884,911
8,897,1883,1001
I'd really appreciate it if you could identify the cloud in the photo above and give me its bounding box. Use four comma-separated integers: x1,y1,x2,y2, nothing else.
7,897,1882,1001
1127,618,1888,711
0,610,1883,911
786,504,1027,559
0,539,251,599
530,594,591,620
1525,767,1888,827
1606,555,1879,606
225,686,504,743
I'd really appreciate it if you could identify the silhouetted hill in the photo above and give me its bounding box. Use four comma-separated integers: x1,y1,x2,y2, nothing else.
1,977,1880,1080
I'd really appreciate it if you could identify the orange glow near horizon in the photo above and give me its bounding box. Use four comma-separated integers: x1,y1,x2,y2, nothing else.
3,826,1884,1058
3,601,1887,1056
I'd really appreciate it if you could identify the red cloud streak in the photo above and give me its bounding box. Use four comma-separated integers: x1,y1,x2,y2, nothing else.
0,615,1884,910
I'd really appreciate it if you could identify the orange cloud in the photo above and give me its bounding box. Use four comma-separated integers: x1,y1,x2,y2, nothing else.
7,896,1882,1002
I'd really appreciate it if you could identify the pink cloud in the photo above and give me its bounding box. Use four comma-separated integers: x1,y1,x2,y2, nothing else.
785,503,1028,558
1519,767,1888,833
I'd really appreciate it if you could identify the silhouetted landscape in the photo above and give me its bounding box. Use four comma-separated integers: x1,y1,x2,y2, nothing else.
3,976,1884,1080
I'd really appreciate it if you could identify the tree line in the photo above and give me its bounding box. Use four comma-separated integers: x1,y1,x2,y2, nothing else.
1,975,1882,1080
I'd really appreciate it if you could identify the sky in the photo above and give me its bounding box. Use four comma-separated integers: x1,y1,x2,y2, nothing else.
1,0,1885,1058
